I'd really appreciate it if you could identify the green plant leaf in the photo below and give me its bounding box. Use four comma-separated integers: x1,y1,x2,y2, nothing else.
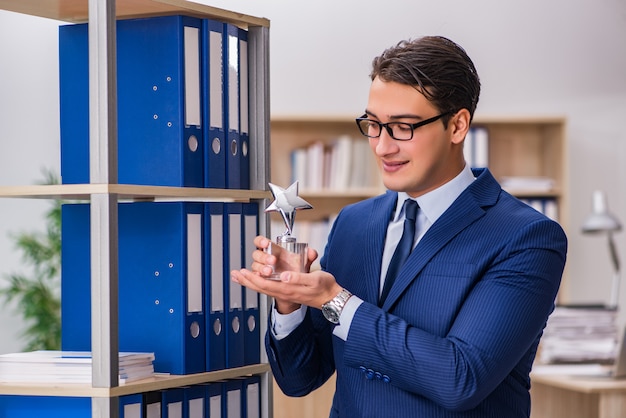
0,168,62,351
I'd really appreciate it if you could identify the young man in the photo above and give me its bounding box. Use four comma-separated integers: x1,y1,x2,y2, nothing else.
231,36,567,417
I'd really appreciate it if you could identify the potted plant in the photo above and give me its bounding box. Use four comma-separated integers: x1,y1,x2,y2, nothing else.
0,169,61,351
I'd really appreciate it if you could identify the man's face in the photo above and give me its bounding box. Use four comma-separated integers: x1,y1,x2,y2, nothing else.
365,77,465,198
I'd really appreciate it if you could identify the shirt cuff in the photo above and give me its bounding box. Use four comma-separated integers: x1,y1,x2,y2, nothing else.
270,303,308,340
332,295,363,341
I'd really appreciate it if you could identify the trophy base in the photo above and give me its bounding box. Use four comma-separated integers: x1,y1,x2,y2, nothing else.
264,236,308,279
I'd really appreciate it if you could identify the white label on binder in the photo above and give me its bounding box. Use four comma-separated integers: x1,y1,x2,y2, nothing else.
184,26,201,127
244,214,258,310
227,389,241,418
124,403,141,418
229,213,243,310
247,383,260,418
240,38,248,134
189,397,204,418
211,214,224,312
146,402,161,418
187,213,202,313
210,395,221,417
228,34,239,129
168,401,183,418
209,30,223,129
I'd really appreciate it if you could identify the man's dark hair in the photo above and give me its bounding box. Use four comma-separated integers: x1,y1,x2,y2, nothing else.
370,36,481,123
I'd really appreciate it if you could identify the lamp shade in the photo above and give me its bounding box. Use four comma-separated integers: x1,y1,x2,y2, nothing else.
581,190,622,233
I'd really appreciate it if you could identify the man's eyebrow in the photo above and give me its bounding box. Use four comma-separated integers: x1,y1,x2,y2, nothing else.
364,110,424,121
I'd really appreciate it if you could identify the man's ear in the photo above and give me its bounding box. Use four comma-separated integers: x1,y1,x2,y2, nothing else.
450,109,471,145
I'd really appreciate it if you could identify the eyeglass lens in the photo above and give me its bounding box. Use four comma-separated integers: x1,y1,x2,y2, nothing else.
357,119,415,140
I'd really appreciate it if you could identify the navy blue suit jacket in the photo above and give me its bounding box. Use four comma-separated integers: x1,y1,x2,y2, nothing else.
266,168,567,417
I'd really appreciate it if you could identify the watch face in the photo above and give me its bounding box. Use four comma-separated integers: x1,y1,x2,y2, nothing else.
323,305,340,324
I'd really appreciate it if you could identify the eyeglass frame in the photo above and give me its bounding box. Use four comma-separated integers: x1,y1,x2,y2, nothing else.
355,111,452,141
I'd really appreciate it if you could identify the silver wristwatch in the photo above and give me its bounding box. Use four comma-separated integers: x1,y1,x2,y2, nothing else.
322,289,353,324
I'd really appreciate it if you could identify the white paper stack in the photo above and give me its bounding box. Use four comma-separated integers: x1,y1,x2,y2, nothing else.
539,306,619,364
0,351,155,384
500,176,555,192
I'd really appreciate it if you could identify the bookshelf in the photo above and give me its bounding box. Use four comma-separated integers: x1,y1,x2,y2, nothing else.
270,114,568,225
270,117,383,222
0,1,272,417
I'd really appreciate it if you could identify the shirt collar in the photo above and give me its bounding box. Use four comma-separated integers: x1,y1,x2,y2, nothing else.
393,164,475,223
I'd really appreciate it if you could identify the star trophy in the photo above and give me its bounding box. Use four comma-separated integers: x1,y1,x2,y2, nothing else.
264,181,313,280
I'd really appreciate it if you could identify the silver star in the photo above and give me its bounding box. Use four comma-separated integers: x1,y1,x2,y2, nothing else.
265,181,313,236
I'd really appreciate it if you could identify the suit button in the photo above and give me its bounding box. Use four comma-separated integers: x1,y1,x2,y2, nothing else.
382,374,390,383
359,366,367,374
374,372,382,380
366,369,375,380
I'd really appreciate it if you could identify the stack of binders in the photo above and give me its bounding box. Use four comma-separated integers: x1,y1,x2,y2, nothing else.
59,15,250,189
0,13,264,418
61,200,260,374
59,16,260,376
0,376,261,418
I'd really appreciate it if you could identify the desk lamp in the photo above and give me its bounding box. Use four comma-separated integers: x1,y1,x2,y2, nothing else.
581,190,622,309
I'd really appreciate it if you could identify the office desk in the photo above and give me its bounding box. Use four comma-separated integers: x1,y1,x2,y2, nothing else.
531,373,626,418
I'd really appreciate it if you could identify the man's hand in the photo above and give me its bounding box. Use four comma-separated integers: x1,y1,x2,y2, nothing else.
230,236,343,314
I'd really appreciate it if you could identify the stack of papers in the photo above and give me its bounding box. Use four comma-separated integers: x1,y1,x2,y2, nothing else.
500,176,555,192
532,363,615,376
0,351,155,384
539,305,619,364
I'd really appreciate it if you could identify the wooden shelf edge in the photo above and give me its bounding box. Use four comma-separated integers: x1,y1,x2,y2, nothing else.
300,188,384,199
0,184,270,202
531,372,626,393
503,188,562,198
0,363,271,397
0,184,559,201
300,188,561,199
0,0,270,28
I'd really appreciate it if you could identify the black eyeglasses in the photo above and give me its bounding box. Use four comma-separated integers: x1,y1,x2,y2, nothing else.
355,112,451,141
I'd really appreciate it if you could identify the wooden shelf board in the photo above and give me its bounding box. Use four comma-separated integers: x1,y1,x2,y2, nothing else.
502,188,562,198
302,188,560,200
0,363,271,397
531,372,626,394
0,184,270,202
300,187,384,199
0,0,270,27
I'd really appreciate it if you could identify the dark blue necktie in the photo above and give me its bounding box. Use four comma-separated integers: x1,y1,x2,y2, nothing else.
379,199,418,306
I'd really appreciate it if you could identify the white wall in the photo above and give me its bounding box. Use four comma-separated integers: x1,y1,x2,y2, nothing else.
0,11,60,353
1,0,625,353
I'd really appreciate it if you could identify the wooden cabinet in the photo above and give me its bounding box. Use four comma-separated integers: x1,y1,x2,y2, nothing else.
530,373,626,418
0,1,272,417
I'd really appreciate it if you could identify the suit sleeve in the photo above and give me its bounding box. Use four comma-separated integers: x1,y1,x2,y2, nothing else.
265,303,336,396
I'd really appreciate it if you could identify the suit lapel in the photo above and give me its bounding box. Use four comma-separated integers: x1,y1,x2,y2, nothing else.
363,192,397,304
381,170,500,310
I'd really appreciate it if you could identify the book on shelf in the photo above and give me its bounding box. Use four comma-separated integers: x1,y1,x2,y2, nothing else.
0,351,155,384
464,125,489,168
519,197,559,222
290,135,380,192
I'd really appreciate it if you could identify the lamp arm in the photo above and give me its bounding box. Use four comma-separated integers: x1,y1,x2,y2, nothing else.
608,233,621,273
